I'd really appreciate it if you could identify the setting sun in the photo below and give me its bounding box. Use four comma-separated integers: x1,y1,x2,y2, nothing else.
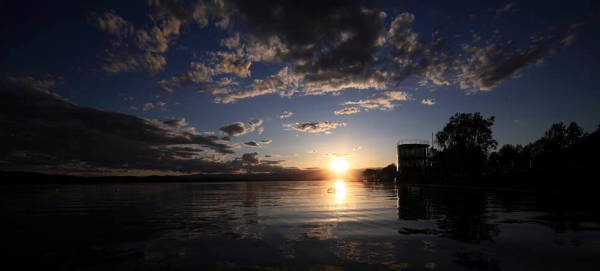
330,157,350,174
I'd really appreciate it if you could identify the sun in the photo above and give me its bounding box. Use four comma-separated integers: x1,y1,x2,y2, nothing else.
330,157,350,174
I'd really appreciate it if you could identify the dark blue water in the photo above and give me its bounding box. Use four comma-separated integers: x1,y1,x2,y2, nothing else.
3,180,600,270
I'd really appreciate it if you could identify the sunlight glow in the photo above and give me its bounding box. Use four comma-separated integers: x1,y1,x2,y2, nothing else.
334,179,347,204
330,157,350,174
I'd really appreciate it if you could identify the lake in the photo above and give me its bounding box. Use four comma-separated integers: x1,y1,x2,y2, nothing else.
3,180,600,270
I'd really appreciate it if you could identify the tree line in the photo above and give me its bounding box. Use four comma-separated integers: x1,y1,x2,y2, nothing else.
364,112,600,184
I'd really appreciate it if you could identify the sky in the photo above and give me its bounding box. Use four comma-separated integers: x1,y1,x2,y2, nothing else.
1,0,599,176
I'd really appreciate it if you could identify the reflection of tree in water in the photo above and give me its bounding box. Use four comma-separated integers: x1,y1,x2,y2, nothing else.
362,181,398,198
397,185,498,244
487,190,600,234
435,191,499,244
515,193,600,233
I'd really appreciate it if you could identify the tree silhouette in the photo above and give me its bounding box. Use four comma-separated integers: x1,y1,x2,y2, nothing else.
361,164,397,181
381,163,397,181
436,113,497,153
566,122,584,146
435,113,497,177
489,121,596,176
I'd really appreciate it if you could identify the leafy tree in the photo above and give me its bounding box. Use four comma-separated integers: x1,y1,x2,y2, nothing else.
362,164,397,181
566,122,584,146
541,122,569,152
362,168,378,181
528,121,588,169
498,144,522,167
435,113,497,176
436,113,497,154
531,121,584,158
489,144,532,172
381,163,397,180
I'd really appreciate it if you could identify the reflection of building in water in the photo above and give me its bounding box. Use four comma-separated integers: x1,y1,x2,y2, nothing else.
397,139,429,175
396,185,431,220
396,184,499,244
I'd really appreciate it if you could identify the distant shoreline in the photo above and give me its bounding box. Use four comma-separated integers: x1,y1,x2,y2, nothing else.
3,170,598,194
398,182,600,194
0,170,342,185
395,168,598,193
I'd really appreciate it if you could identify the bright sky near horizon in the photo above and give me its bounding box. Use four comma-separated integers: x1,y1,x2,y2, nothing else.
1,0,599,175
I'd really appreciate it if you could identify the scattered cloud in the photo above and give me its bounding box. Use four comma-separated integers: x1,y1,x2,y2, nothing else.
0,79,299,175
456,23,582,92
249,118,263,127
344,91,412,111
162,118,188,127
214,51,252,78
244,141,260,147
219,118,264,137
241,152,260,165
221,33,241,49
0,84,241,171
1,73,62,94
143,101,167,111
285,121,347,134
89,1,583,101
260,139,272,144
159,62,213,92
388,13,422,56
220,122,248,137
421,99,436,106
279,111,294,119
334,107,361,115
496,2,515,15
244,139,272,147
91,10,134,39
91,1,209,75
214,67,300,104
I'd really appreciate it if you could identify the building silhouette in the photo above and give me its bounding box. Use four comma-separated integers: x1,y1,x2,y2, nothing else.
397,139,430,176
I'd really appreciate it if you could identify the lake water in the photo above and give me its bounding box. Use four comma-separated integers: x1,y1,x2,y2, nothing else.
3,180,600,270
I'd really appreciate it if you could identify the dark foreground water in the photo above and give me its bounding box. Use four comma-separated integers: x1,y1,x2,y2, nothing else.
2,180,600,270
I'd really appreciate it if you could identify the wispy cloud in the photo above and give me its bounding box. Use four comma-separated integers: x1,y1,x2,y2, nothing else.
279,111,294,119
344,91,412,111
334,107,361,115
421,99,436,106
143,101,167,111
456,23,582,92
162,118,188,127
284,121,347,134
244,139,272,147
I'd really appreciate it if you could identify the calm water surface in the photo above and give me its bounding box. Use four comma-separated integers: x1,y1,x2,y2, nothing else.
3,180,600,270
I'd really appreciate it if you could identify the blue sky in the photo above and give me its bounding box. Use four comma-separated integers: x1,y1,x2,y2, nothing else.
1,0,599,174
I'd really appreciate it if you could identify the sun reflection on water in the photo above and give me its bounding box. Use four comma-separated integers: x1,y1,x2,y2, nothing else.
334,179,347,205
